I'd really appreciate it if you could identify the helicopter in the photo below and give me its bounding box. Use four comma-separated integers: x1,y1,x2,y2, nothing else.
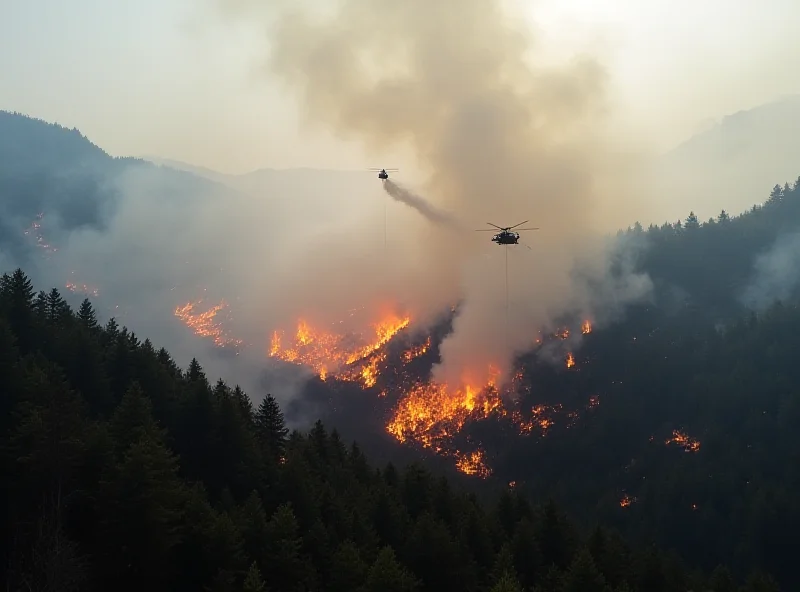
475,221,539,245
368,168,398,180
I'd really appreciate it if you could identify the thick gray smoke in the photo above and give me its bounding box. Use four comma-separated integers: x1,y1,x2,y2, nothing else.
741,232,800,311
217,0,651,386
382,180,460,229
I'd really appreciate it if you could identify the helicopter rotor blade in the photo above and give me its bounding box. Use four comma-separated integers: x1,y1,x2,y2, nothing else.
516,228,539,231
475,229,497,231
508,220,529,229
486,222,506,230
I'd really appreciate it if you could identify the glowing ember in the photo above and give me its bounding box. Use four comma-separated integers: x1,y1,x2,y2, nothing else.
665,429,700,452
566,352,575,368
455,449,491,477
402,337,431,362
513,404,561,435
65,282,99,298
174,300,242,350
555,328,570,339
23,213,57,255
620,493,636,507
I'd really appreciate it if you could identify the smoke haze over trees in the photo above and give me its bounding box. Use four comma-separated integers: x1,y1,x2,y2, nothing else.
4,108,800,588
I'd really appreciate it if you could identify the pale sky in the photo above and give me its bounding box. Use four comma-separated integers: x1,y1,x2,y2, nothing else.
1,0,799,174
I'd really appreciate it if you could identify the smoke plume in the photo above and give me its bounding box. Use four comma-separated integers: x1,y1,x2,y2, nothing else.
216,0,649,386
741,232,800,311
382,180,460,229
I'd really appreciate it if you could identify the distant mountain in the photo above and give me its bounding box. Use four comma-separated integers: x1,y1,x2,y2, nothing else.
139,157,381,234
141,156,233,185
655,95,800,221
0,111,239,268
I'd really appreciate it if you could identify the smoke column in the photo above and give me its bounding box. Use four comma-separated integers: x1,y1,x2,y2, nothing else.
217,0,649,386
382,180,460,229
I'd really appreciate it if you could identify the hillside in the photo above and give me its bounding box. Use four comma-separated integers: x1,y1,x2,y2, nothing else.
654,95,800,220
279,179,800,589
0,111,240,268
1,270,771,591
3,109,800,589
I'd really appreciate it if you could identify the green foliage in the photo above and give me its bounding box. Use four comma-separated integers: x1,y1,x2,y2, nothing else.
0,268,783,591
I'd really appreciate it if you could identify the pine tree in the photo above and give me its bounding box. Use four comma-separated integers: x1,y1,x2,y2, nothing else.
255,394,288,462
768,183,783,204
263,503,316,591
707,565,736,592
536,499,575,569
329,540,367,592
562,549,606,592
684,211,700,229
77,298,98,330
8,366,85,524
511,517,541,588
490,572,522,592
34,290,48,319
6,269,36,350
109,382,165,455
187,357,206,383
104,317,119,341
490,543,518,585
235,491,269,576
97,435,186,589
364,546,418,592
45,287,70,325
243,561,266,592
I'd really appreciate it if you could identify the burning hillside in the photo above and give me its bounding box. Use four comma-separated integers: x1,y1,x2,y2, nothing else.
16,210,685,481
174,299,243,351
267,308,600,477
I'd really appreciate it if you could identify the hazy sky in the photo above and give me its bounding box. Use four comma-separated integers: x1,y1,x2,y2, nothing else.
1,0,799,174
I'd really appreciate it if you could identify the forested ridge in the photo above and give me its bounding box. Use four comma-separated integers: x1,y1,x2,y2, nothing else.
0,269,778,591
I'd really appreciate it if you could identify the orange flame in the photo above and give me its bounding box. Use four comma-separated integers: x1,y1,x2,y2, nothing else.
665,429,700,452
566,352,575,368
402,337,431,362
620,493,636,507
455,449,491,477
387,377,503,449
174,300,242,349
269,313,410,385
265,312,602,480
582,320,592,334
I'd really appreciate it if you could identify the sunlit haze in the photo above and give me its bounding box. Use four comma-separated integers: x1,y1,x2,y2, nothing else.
2,0,798,174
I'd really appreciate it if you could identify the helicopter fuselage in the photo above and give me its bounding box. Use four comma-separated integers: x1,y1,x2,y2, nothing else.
492,231,520,245
378,169,389,179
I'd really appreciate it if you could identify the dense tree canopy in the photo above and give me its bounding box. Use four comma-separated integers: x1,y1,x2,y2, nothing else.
0,270,775,591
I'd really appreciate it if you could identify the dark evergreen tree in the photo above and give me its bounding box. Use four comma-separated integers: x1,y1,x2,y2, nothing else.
255,393,289,462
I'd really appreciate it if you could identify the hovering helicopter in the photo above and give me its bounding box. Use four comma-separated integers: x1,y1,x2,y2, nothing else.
368,167,398,180
475,221,539,245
